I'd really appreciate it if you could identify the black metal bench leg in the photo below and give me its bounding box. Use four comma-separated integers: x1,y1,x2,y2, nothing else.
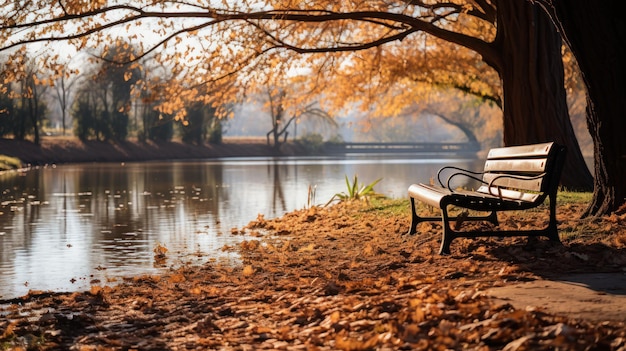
439,205,454,255
546,192,561,242
407,197,419,235
407,197,442,235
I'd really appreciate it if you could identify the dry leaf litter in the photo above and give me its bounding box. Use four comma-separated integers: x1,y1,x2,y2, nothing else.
1,200,625,350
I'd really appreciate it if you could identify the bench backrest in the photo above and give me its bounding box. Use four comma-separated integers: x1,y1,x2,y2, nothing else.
476,142,566,202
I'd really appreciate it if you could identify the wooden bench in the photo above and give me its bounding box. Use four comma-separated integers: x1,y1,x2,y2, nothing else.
407,142,567,255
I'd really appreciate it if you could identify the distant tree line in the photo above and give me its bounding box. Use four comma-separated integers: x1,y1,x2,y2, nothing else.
0,43,224,145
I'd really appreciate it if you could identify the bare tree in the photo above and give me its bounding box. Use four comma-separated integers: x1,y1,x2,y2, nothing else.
53,68,79,136
264,88,336,149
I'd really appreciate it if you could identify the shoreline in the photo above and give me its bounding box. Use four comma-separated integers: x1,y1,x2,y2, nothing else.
0,137,482,168
0,137,298,166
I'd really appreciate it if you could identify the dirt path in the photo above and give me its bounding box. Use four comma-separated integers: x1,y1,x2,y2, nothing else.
488,272,626,321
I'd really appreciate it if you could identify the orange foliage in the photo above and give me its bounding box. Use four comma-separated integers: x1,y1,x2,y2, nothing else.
0,0,506,130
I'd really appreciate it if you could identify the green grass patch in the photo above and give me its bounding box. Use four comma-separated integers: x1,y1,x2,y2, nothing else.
557,190,593,204
360,191,592,218
361,198,409,216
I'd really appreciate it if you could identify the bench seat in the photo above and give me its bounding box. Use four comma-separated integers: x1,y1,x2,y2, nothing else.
409,184,541,211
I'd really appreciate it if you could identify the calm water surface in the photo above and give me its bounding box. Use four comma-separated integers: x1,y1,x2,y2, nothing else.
0,156,478,299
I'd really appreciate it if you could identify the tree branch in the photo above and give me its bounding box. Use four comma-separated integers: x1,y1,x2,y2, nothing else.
2,6,497,65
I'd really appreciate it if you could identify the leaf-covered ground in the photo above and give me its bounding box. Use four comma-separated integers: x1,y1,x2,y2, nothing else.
1,198,625,350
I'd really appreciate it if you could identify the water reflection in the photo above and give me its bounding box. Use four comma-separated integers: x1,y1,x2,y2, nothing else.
0,156,478,299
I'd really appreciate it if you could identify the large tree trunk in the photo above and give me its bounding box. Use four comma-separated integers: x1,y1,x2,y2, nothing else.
535,1,626,216
495,0,593,191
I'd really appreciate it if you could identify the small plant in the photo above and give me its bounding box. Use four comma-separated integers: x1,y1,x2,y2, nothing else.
297,133,326,154
325,174,384,206
306,184,317,208
0,155,22,171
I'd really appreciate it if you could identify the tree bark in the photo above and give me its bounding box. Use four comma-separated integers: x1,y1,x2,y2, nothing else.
495,0,593,191
534,1,626,216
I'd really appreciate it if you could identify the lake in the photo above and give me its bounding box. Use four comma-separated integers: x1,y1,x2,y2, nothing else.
0,155,478,299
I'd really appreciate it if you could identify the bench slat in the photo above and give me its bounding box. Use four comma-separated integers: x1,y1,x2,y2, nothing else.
487,142,554,159
408,183,451,208
481,173,545,192
475,185,541,202
483,158,548,173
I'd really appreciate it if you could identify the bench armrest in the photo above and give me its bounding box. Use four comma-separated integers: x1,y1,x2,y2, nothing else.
437,166,486,191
